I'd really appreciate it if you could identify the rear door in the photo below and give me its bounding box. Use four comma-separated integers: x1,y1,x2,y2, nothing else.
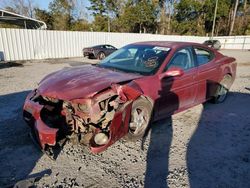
193,46,220,103
157,47,198,117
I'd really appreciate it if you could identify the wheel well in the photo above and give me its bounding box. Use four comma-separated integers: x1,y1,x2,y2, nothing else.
98,51,105,55
221,73,233,89
139,95,154,107
225,73,232,77
138,95,155,119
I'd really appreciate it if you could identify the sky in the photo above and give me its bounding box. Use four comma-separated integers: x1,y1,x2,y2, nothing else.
35,0,51,9
0,0,52,10
0,0,92,20
35,0,90,10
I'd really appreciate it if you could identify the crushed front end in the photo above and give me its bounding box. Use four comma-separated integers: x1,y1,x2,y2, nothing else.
23,84,141,158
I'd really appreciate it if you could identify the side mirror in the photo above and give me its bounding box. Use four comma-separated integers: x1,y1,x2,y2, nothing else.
159,67,184,80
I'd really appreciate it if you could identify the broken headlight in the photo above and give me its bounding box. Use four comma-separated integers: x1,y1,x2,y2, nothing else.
78,103,90,113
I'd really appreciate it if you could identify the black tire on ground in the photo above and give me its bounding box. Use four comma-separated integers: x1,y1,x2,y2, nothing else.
97,52,106,60
126,97,153,141
212,74,232,104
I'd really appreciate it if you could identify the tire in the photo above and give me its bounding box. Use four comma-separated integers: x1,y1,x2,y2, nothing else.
97,52,106,60
126,97,153,141
212,74,232,103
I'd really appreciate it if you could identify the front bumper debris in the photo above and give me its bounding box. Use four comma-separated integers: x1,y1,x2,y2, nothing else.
23,84,142,158
23,91,58,149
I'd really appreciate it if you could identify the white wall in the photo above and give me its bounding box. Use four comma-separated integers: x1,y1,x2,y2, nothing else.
213,36,250,50
0,28,249,61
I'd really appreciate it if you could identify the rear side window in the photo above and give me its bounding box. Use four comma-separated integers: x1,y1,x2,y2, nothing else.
165,47,195,71
105,45,115,49
194,47,214,65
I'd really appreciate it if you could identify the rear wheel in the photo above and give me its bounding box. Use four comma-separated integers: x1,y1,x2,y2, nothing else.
126,97,153,141
212,74,232,103
97,52,106,60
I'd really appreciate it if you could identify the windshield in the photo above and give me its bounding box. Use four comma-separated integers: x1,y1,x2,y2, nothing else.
99,44,171,75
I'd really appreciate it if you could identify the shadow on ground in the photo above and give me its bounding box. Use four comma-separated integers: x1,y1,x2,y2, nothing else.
142,91,250,187
187,92,250,187
143,76,178,188
0,90,250,187
0,62,24,70
0,91,48,188
144,118,173,188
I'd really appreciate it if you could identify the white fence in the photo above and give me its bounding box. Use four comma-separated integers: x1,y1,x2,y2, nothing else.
0,28,249,61
213,36,250,50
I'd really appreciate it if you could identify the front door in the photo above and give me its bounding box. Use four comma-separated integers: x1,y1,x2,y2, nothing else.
157,47,198,118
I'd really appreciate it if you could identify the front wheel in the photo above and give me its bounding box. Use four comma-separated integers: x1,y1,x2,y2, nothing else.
97,52,106,60
126,97,153,141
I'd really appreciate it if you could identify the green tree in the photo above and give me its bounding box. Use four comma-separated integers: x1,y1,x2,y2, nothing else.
88,0,126,32
91,15,109,31
34,8,54,30
71,19,91,31
88,0,107,15
155,0,176,34
119,0,158,33
88,0,124,17
203,0,231,36
172,0,204,35
49,0,75,30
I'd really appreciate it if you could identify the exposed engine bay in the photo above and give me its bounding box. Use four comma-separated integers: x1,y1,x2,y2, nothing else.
23,83,142,159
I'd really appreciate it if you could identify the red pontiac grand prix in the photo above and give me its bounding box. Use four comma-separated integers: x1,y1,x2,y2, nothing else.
23,41,236,157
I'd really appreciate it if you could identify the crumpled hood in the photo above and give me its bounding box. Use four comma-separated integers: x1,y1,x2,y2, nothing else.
38,65,142,100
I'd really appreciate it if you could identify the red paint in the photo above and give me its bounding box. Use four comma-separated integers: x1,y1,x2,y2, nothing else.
38,65,142,100
90,103,132,153
23,92,58,149
23,41,236,153
35,118,58,148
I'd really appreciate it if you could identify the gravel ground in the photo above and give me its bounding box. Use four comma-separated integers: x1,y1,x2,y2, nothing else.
0,51,250,188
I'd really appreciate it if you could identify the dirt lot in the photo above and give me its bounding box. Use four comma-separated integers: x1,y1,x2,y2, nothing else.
0,50,250,188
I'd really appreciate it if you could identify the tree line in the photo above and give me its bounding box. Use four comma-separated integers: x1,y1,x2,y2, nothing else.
1,0,250,36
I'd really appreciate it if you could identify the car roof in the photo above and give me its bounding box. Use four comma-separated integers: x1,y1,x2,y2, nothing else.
93,44,113,47
130,41,224,57
131,41,205,49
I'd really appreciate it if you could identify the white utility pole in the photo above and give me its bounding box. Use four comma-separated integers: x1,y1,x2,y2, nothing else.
108,17,110,32
229,0,239,36
211,0,218,40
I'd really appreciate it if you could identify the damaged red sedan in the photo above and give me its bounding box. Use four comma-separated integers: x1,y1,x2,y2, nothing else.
23,41,236,157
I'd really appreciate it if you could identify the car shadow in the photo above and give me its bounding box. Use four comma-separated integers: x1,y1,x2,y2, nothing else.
143,118,173,188
0,61,24,69
0,91,50,187
187,91,250,187
142,76,179,188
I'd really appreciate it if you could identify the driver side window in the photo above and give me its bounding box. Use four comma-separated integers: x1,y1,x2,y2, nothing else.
165,47,194,71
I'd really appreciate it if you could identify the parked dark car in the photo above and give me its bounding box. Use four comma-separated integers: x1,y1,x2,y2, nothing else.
203,40,221,50
83,44,117,60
